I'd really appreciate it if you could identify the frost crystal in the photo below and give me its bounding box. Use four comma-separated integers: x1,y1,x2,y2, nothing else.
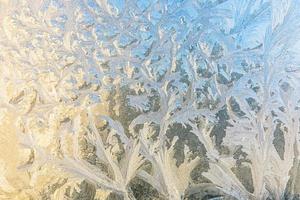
1,0,300,199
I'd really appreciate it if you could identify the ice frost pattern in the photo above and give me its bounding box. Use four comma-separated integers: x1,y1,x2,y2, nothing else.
1,0,300,199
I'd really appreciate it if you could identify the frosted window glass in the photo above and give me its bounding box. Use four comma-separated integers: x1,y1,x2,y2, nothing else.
0,0,300,199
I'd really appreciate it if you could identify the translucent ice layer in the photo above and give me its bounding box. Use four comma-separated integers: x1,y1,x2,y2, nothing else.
1,0,300,199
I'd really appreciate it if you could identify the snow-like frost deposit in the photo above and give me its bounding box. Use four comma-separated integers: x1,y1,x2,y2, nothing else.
1,0,300,199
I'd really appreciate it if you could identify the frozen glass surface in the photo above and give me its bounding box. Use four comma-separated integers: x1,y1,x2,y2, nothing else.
1,0,300,199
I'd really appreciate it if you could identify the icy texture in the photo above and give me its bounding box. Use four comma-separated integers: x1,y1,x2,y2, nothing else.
1,0,300,199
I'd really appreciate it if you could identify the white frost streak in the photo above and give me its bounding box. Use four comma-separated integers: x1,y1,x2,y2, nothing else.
271,0,291,30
